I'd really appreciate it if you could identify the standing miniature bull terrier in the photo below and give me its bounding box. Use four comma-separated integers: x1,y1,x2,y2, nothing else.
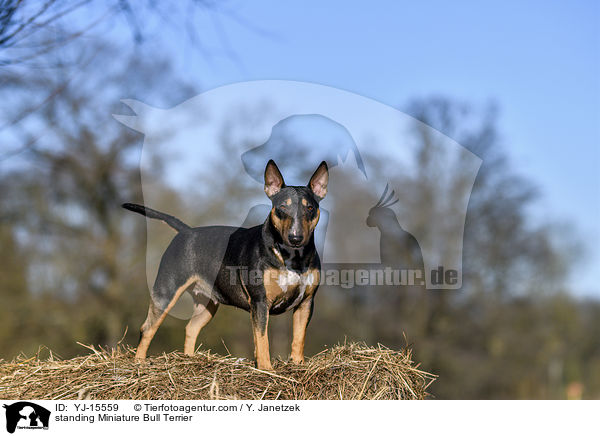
123,160,328,370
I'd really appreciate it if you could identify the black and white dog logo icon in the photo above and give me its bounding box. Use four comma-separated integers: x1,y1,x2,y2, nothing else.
3,402,50,433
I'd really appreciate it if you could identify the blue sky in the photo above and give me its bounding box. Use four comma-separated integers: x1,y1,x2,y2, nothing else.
112,1,600,295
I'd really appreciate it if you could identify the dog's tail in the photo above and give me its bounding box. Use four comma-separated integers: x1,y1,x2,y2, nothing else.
122,203,191,233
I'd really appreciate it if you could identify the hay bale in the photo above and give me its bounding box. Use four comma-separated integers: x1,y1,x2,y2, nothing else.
0,342,435,400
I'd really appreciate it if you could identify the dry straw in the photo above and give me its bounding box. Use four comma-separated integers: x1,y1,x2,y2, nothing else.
0,342,436,400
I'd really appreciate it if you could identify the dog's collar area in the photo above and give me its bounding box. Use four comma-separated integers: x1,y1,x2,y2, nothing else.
278,244,304,259
277,244,316,272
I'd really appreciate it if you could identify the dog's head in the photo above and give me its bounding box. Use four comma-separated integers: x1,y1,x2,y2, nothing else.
264,160,328,248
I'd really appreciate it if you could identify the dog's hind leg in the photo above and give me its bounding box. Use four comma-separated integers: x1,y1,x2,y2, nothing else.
135,276,198,360
184,299,219,356
136,302,162,360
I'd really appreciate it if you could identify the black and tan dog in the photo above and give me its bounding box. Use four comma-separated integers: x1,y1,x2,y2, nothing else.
123,160,328,370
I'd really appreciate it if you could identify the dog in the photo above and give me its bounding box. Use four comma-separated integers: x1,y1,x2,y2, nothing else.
123,160,328,370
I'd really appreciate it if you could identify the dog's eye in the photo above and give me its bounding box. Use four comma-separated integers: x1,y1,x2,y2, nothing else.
307,205,314,212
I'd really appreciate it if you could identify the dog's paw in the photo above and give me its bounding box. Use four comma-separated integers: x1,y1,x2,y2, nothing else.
257,362,273,371
291,354,305,364
134,352,147,362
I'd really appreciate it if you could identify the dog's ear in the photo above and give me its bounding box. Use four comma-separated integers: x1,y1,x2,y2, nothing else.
308,161,328,201
264,160,285,198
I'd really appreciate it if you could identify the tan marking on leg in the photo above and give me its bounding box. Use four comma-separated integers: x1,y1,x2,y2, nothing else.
135,275,199,360
184,300,219,355
136,303,161,360
290,270,319,363
291,298,312,364
240,277,252,305
140,302,161,337
251,312,272,370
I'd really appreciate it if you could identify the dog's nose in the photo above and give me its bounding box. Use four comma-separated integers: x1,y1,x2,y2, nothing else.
288,234,303,246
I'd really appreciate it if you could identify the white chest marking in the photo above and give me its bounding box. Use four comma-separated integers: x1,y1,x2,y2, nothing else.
276,270,316,292
277,270,300,292
273,270,316,310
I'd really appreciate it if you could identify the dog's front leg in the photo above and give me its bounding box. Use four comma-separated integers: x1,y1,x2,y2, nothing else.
251,301,272,370
291,297,314,364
